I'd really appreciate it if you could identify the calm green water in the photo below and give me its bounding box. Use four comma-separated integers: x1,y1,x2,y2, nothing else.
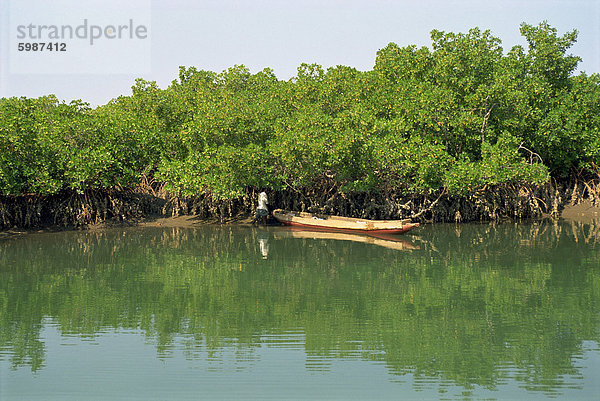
1,221,599,400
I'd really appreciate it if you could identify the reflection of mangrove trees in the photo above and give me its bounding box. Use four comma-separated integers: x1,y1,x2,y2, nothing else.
1,221,599,394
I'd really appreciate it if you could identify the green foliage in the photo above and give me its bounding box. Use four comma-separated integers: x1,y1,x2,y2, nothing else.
158,143,275,199
0,96,72,195
2,22,598,198
370,135,452,193
520,22,580,90
445,133,550,194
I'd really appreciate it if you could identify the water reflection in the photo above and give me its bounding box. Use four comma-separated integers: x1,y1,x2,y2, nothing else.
271,227,420,251
257,231,270,259
1,220,599,399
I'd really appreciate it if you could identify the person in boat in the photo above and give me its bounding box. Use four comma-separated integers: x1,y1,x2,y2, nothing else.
255,191,269,225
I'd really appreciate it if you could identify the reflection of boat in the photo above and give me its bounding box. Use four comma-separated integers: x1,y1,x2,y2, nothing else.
273,227,419,251
272,209,419,235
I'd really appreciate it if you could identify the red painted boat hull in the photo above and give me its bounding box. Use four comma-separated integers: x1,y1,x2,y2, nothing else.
277,219,419,235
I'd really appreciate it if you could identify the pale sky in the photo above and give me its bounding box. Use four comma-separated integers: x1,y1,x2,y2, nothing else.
1,0,599,106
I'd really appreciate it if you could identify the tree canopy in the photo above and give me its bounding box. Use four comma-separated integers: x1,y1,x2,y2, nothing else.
1,22,598,199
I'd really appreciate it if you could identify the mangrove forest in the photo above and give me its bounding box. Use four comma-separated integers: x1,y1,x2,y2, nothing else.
1,22,599,227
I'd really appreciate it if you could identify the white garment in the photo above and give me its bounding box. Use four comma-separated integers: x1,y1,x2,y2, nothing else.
258,192,268,210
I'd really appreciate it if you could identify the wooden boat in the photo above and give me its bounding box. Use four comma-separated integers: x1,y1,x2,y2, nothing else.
272,209,419,235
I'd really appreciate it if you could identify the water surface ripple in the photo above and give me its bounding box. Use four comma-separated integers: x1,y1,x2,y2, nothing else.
1,221,599,400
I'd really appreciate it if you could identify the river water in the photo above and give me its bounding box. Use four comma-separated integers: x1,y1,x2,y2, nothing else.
1,221,599,400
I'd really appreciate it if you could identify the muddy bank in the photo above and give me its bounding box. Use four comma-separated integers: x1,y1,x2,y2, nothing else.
1,179,599,231
560,199,600,222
